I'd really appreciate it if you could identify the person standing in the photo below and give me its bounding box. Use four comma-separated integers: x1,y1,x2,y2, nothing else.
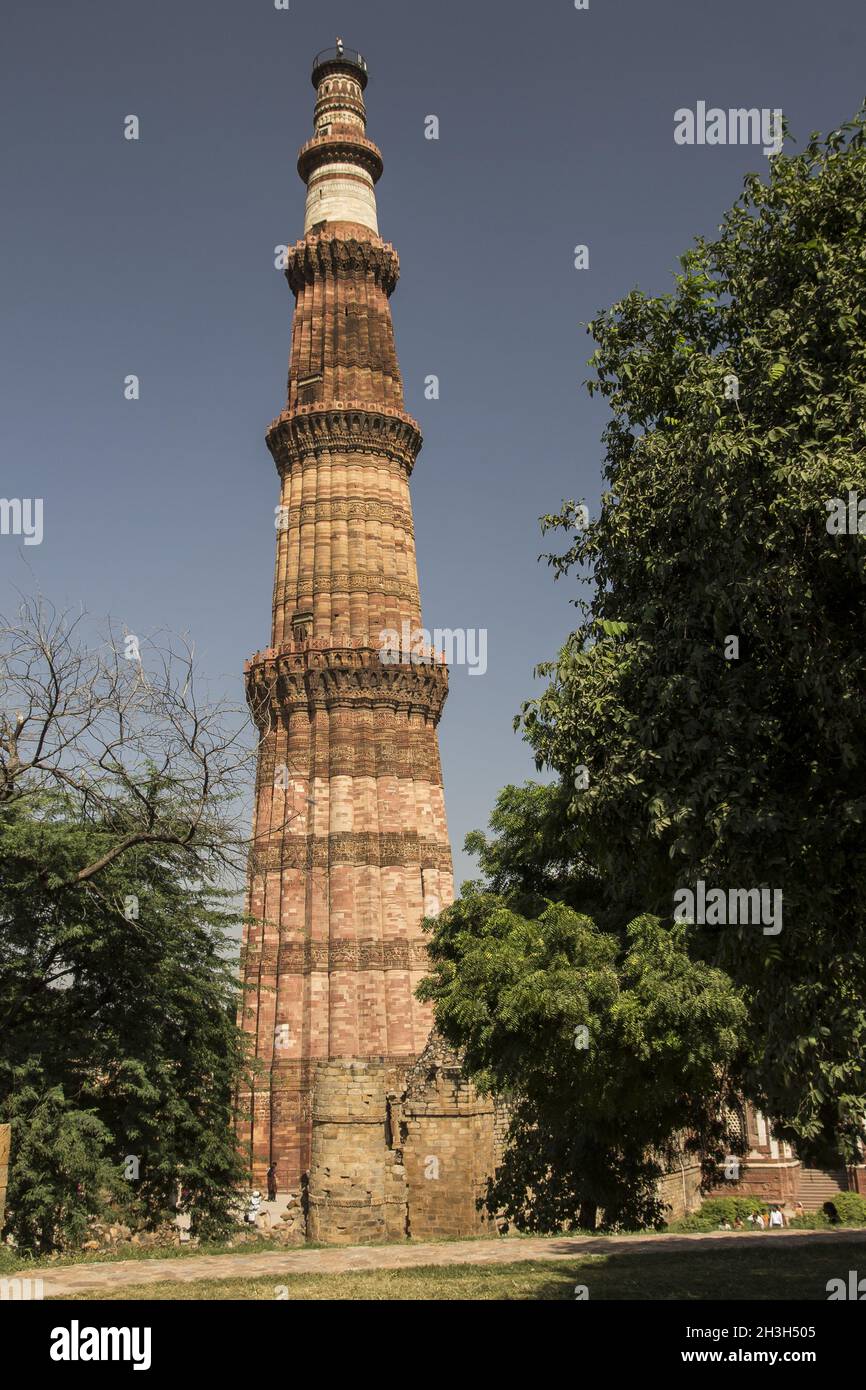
267,1163,278,1203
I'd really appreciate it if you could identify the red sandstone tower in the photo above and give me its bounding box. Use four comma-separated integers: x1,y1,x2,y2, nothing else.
238,45,454,1193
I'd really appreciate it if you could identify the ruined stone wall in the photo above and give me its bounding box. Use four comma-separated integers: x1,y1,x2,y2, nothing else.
307,1059,409,1244
492,1098,512,1170
0,1124,9,1234
306,1038,500,1244
400,1035,497,1241
303,1047,715,1243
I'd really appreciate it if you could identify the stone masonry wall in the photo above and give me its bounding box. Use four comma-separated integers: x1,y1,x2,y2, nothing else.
0,1124,9,1234
657,1159,703,1222
400,1034,498,1241
306,1038,500,1244
307,1059,408,1244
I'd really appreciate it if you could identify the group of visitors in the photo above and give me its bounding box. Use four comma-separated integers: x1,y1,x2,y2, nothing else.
718,1202,801,1231
747,1205,786,1229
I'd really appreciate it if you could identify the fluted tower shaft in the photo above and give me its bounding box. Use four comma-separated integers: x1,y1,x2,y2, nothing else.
237,46,454,1191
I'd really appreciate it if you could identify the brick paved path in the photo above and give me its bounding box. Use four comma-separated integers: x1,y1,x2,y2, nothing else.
26,1226,866,1297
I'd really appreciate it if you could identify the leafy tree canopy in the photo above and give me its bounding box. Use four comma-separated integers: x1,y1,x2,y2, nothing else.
0,603,255,1250
422,113,866,1231
519,112,866,1158
420,860,747,1230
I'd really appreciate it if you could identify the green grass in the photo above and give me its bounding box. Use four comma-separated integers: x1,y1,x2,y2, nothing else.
0,1225,594,1274
10,1213,865,1276
0,1233,320,1275
55,1236,866,1301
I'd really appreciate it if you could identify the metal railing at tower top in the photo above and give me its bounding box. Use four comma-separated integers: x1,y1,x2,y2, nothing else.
312,46,368,81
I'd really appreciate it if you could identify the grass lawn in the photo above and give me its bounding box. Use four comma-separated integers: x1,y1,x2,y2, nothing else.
0,1234,321,1274
56,1236,865,1300
3,1221,587,1274
1,1227,562,1275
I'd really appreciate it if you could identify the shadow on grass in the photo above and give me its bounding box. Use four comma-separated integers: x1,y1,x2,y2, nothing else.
54,1236,866,1301
514,1240,866,1301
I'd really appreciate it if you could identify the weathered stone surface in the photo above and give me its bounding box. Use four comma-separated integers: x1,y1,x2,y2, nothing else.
399,1035,499,1241
307,1060,408,1245
0,1122,9,1226
236,52,480,1236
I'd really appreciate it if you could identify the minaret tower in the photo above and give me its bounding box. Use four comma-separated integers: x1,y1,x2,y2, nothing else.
238,45,454,1193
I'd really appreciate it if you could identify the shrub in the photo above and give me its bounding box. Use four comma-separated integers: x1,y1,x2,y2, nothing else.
668,1195,766,1231
788,1210,831,1229
828,1192,866,1226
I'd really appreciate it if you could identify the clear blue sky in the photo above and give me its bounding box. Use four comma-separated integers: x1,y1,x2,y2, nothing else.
2,0,864,884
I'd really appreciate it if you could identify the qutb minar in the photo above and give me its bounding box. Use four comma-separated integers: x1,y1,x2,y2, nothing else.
237,45,499,1242
233,46,843,1245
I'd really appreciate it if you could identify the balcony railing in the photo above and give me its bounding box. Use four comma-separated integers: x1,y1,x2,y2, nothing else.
312,46,368,79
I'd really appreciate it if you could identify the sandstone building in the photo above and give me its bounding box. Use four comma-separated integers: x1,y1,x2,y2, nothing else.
236,44,495,1242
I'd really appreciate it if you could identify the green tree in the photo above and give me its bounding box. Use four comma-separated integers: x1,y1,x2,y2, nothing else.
520,112,866,1158
462,781,601,913
420,852,747,1230
2,1072,126,1255
0,601,260,1250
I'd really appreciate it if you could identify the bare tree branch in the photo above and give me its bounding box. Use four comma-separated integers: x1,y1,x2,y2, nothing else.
0,598,303,890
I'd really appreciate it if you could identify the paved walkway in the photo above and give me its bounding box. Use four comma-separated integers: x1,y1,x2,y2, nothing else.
27,1226,866,1297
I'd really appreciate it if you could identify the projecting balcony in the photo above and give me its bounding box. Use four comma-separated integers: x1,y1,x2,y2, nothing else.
312,46,369,90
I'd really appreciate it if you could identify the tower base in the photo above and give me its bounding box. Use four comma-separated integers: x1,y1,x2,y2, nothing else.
304,1036,502,1245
